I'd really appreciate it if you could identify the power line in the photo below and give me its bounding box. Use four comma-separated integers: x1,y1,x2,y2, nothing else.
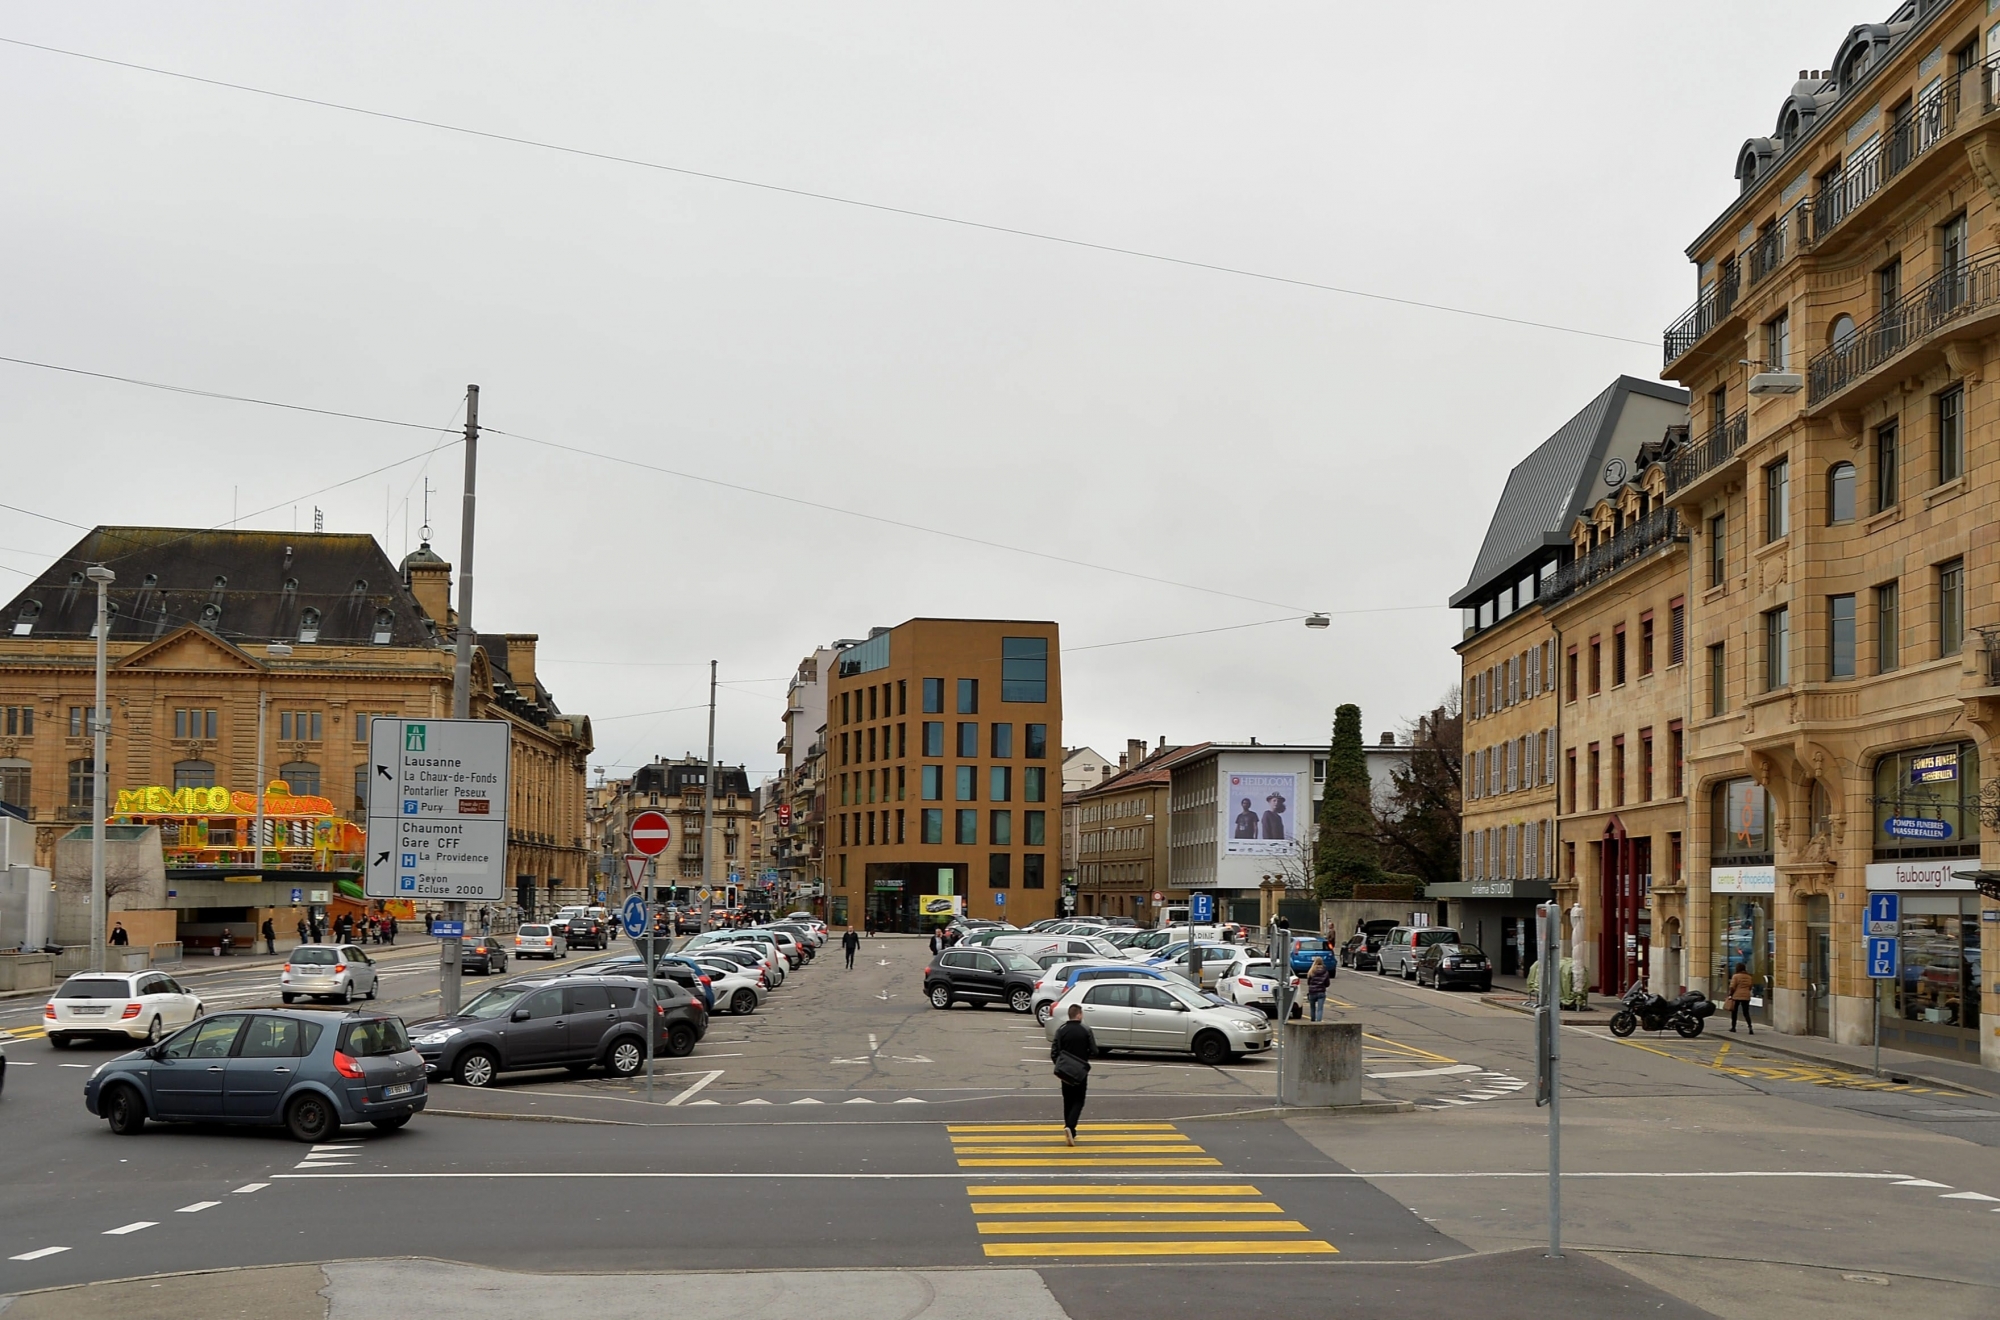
0,36,1655,350
0,353,460,433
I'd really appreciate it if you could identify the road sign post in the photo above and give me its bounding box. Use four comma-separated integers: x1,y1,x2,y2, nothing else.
627,810,673,1102
1865,923,1900,1078
365,717,511,1016
1535,901,1562,1259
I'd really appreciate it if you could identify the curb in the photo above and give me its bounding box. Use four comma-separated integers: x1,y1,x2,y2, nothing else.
1705,1035,1999,1099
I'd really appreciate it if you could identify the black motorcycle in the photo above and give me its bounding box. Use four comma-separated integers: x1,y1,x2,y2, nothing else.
1608,984,1715,1038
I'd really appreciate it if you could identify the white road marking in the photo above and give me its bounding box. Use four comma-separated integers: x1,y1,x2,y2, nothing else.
737,1098,771,1105
1941,1191,2000,1201
9,1246,69,1260
58,1063,90,1069
893,1097,926,1104
269,1169,1917,1182
664,1069,724,1107
843,1097,876,1104
176,1201,221,1213
233,1184,269,1194
1894,1179,1951,1188
867,1034,879,1052
789,1098,823,1105
686,1099,719,1106
1367,1064,1482,1079
102,1221,156,1235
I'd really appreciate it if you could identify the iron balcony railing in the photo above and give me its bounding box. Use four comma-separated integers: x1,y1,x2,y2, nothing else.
1664,409,1748,493
1806,251,2000,402
1663,262,1741,368
1816,59,2000,241
1541,507,1682,607
1747,204,1806,286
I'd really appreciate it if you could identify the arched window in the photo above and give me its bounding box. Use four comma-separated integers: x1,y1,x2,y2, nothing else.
67,758,95,809
0,758,30,809
1828,462,1856,523
173,760,216,790
1808,779,1833,839
278,762,321,796
298,608,321,643
1829,314,1856,349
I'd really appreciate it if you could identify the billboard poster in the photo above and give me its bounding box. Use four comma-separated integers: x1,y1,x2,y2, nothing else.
1222,773,1301,856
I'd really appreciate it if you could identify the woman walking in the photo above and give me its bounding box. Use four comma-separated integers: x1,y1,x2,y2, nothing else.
1305,956,1332,1021
1726,963,1756,1034
1050,1003,1095,1146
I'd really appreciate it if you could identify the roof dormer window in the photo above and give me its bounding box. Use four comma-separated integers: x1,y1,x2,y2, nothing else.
298,608,321,644
198,602,222,630
371,608,395,645
12,602,39,637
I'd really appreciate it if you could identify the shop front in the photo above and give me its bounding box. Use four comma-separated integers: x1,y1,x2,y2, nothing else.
864,862,965,933
1708,775,1775,1026
1430,879,1551,977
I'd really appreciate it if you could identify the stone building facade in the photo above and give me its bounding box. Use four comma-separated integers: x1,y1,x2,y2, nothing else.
1073,741,1207,920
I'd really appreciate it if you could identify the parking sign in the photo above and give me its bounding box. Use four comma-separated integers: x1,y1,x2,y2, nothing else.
1190,893,1214,923
1865,936,1898,979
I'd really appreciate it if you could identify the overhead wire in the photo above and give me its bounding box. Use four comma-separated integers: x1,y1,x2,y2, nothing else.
0,35,1655,350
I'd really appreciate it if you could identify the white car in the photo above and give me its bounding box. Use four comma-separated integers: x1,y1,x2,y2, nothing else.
1045,976,1274,1066
1213,956,1296,1017
694,960,766,1014
280,944,381,1004
1031,960,1163,1025
700,944,784,987
45,970,206,1047
514,924,568,959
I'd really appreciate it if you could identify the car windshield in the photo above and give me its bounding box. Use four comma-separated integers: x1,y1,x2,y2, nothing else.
1414,930,1457,947
1083,938,1124,959
520,925,551,936
55,976,131,999
995,951,1041,972
339,1018,411,1056
460,984,538,1019
1241,961,1275,977
290,948,338,965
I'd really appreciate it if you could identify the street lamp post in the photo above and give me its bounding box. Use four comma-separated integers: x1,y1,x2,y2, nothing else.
86,564,114,973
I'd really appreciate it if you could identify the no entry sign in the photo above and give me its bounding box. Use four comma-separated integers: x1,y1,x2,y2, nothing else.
630,810,674,857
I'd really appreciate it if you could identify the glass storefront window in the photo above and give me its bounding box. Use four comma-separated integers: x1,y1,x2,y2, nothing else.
1713,894,1774,1025
1872,742,1981,860
1711,778,1771,860
1891,900,1981,1047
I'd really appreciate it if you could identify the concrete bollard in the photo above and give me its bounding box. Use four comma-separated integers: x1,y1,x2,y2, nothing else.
1279,1020,1363,1107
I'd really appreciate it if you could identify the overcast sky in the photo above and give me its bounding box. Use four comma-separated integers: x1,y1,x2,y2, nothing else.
0,2,1845,782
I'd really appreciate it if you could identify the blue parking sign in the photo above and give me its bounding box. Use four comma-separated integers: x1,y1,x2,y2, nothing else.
1866,936,1898,979
1190,893,1215,923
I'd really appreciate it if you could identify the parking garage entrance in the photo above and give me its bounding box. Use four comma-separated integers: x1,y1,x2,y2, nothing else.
865,862,966,933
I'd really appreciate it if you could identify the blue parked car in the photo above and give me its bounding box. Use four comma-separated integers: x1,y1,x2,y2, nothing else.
85,1010,427,1143
1283,936,1335,975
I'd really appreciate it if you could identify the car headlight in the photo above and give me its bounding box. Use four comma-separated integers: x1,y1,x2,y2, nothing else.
412,1028,462,1046
91,1062,109,1080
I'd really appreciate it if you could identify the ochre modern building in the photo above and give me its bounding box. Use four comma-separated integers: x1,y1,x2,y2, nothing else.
822,618,1061,930
1660,1,1999,1065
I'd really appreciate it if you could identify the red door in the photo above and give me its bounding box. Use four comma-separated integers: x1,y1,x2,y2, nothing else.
1598,819,1649,995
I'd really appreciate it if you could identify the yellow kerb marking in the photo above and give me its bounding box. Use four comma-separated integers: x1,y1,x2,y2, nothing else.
981,1240,1338,1258
957,1158,1222,1168
967,1185,1261,1196
972,1201,1283,1214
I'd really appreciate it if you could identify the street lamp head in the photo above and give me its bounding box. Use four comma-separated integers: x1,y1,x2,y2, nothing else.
85,565,115,585
1304,613,1330,629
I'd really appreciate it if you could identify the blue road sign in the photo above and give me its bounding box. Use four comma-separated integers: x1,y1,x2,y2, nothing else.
622,894,650,939
1866,936,1899,979
1190,893,1215,923
994,892,1006,908
430,920,464,938
1866,892,1900,936
290,887,303,904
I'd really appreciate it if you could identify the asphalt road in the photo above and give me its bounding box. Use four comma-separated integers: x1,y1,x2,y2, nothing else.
2,934,1997,1319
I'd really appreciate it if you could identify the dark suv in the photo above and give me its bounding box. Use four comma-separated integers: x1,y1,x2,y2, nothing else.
408,975,707,1088
925,946,1042,1013
562,915,610,951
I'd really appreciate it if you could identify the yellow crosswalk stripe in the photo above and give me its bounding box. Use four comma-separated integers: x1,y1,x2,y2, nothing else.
978,1219,1311,1235
972,1201,1285,1214
983,1240,1339,1258
950,1133,1196,1143
958,1157,1223,1167
947,1123,1176,1133
948,1119,1218,1169
968,1184,1261,1196
952,1145,1206,1155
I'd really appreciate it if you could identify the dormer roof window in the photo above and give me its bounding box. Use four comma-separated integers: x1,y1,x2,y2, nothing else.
371,608,395,645
298,608,321,644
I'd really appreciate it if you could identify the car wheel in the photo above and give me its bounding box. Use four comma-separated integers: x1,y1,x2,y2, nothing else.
285,1092,337,1143
48,1034,70,1050
145,1016,162,1045
731,989,757,1015
928,985,952,1010
1404,963,1415,981
371,1114,412,1132
1035,1002,1053,1026
1008,988,1034,1014
366,981,378,1001
102,1084,146,1135
664,1025,697,1058
281,993,297,1004
455,1048,499,1088
607,1039,643,1076
341,981,355,1005
1375,960,1386,977
1191,1031,1230,1066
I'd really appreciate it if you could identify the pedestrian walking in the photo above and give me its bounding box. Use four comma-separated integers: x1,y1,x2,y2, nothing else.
1050,1003,1095,1145
1305,956,1332,1021
296,916,309,945
109,921,129,947
1726,962,1756,1034
843,927,860,969
261,918,276,955
929,928,943,957
386,914,397,945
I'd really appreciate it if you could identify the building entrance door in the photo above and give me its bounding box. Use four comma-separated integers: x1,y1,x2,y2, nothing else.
1804,893,1831,1038
1598,819,1649,995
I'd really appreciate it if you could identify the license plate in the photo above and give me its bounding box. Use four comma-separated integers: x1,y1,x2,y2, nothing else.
71,1005,106,1016
382,1083,413,1098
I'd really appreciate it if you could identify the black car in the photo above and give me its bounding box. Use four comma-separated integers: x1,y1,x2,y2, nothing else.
560,953,717,1011
925,946,1042,1013
1339,934,1381,971
408,975,708,1088
562,916,610,950
462,937,509,975
1413,942,1493,992
83,1010,426,1142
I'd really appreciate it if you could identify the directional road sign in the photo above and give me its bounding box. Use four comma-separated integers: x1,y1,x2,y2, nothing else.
1190,893,1215,923
994,892,1006,908
1866,936,1899,979
624,855,649,891
629,811,673,857
365,717,511,901
430,920,464,938
622,894,650,939
1865,891,1900,937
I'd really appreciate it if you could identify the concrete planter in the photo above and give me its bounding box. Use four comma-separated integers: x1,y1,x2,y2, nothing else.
114,949,151,972
1279,1020,1363,1107
0,951,56,993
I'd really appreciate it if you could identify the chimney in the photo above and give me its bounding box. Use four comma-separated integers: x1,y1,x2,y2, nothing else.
1126,738,1148,770
401,543,453,630
1117,752,1129,771
1380,732,1396,746
506,634,540,702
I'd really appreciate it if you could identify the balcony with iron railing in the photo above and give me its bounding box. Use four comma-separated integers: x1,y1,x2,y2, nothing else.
1662,262,1742,369
1806,251,2000,404
1664,410,1748,494
1540,507,1683,608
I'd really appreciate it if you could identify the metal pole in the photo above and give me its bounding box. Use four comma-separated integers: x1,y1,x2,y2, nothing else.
1543,901,1563,1258
87,565,113,973
703,660,717,915
443,384,479,1016
1872,978,1882,1079
645,854,656,1102
255,690,268,878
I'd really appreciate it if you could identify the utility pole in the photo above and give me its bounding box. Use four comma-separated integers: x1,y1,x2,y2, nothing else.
444,384,479,1016
1536,900,1563,1258
702,660,717,918
86,564,114,973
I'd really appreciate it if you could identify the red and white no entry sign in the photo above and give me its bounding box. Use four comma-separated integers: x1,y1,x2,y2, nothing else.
630,810,674,857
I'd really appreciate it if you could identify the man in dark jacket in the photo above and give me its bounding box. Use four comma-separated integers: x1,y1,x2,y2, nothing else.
842,928,861,969
1050,1003,1096,1145
260,918,277,955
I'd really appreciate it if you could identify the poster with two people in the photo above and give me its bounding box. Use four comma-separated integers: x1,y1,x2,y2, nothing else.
1224,773,1300,855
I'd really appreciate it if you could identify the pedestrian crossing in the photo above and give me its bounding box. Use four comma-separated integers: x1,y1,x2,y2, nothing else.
947,1122,1219,1168
964,1182,1337,1258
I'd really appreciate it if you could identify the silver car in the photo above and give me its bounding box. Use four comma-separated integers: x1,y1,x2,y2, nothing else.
279,944,380,1004
514,923,568,960
1044,976,1274,1065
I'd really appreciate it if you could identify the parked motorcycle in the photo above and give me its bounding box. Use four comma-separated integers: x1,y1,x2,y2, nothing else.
1608,984,1715,1038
